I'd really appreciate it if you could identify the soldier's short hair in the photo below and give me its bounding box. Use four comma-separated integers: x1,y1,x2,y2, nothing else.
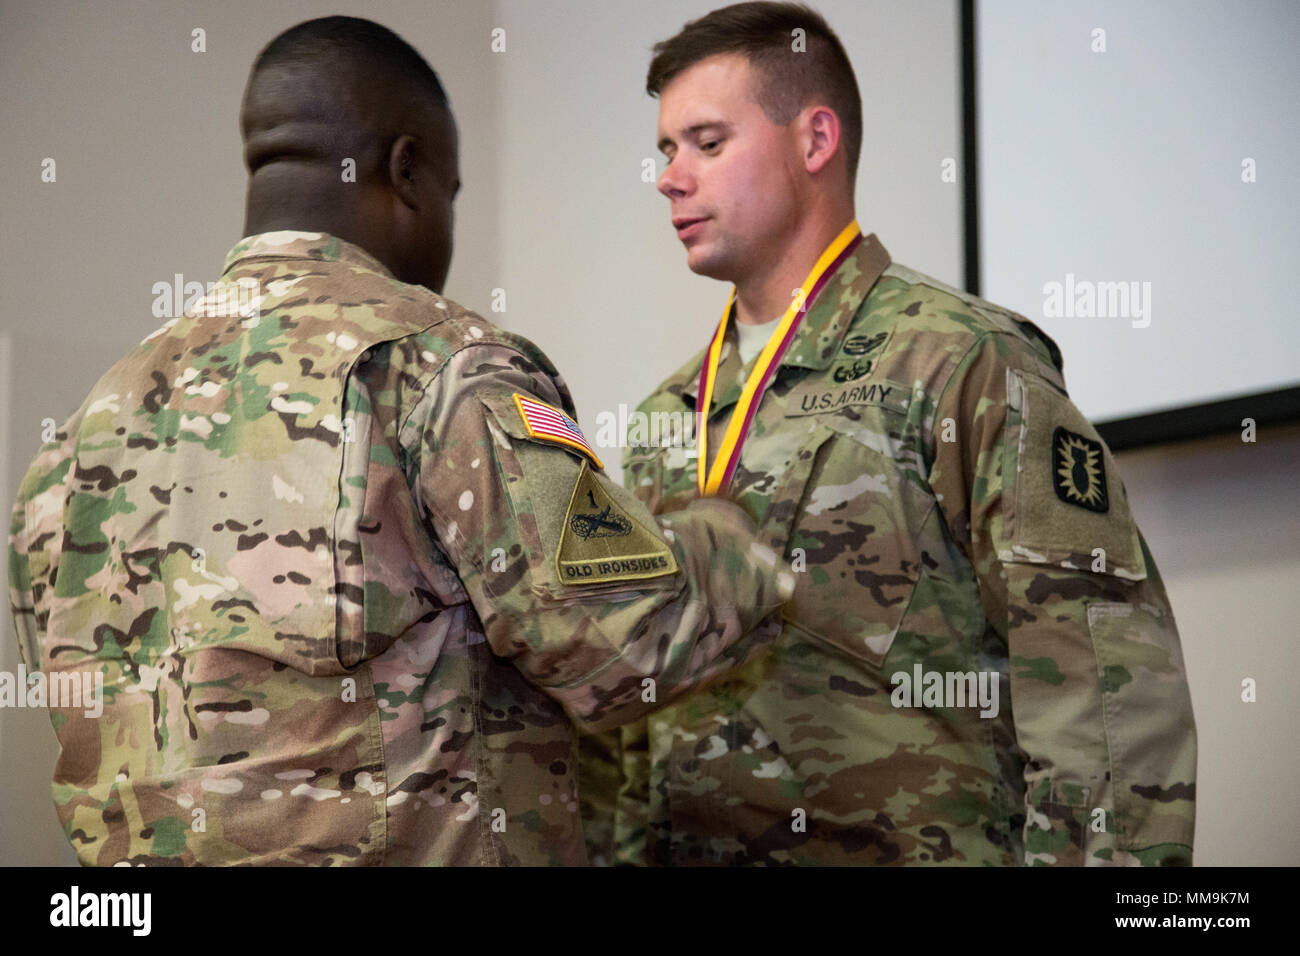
646,1,863,183
251,15,449,116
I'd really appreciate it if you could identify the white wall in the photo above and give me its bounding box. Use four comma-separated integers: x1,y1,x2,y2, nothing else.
977,0,1300,421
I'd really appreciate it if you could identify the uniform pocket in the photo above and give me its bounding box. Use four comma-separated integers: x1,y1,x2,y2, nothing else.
1023,777,1093,866
1086,600,1196,853
772,414,924,669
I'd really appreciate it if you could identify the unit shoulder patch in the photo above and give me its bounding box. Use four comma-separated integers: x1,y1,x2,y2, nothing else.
1004,367,1145,579
1051,426,1109,513
556,462,677,585
513,392,603,469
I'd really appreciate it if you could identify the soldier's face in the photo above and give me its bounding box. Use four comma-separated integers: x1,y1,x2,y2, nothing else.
656,54,804,286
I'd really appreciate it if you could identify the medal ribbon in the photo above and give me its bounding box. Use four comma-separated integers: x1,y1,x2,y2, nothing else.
696,220,862,496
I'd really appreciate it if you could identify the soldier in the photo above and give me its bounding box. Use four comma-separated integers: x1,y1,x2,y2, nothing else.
5,16,794,866
579,1,1197,866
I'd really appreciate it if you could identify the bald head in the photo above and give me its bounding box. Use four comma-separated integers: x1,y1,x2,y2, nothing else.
240,17,459,292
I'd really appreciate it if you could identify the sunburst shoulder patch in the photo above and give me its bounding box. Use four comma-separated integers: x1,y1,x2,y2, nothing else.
1051,426,1109,513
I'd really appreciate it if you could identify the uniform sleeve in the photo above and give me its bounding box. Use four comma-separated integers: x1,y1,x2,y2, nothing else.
8,493,40,668
7,436,73,670
578,716,650,866
412,344,791,736
576,441,666,866
928,331,1197,866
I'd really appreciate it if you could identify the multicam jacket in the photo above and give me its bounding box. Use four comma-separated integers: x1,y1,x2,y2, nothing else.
6,231,791,865
579,231,1197,866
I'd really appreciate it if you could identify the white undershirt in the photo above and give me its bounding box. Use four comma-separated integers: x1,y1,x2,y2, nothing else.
734,318,780,366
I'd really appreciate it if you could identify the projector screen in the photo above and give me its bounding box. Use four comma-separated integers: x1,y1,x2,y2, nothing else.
974,0,1299,439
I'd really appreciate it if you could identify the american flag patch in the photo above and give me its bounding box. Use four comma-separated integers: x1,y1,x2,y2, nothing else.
512,393,604,469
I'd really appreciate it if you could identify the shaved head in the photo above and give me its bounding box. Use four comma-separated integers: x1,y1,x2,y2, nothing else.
240,17,460,292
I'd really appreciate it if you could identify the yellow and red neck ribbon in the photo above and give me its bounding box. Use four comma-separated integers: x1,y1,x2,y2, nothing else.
696,220,862,496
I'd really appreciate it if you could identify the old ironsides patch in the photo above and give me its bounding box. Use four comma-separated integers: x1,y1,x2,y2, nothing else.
556,462,677,584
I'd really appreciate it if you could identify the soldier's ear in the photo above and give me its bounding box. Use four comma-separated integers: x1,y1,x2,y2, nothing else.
386,134,422,211
802,106,841,176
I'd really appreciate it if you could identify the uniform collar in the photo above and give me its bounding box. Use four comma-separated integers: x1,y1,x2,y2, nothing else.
681,231,892,406
220,231,396,279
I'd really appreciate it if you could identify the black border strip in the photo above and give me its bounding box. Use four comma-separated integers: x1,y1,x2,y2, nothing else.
960,2,1298,448
1095,384,1300,451
961,0,980,296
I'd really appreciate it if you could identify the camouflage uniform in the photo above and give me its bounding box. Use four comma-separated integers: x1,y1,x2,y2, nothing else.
6,231,793,866
579,232,1197,866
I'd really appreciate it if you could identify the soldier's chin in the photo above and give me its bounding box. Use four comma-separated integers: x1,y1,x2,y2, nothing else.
685,246,733,282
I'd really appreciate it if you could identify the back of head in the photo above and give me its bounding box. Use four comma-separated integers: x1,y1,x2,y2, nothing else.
243,16,448,173
647,1,862,186
241,16,458,291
